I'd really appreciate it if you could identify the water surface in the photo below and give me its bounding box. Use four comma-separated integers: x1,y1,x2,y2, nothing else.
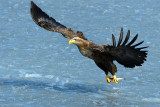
0,0,160,106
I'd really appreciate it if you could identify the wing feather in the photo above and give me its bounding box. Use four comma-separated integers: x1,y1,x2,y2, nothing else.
117,28,123,47
30,1,87,40
104,28,148,68
126,34,138,47
121,30,130,46
112,34,116,47
132,41,144,47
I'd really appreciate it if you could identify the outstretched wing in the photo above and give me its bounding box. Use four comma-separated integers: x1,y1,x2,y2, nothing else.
30,1,87,40
104,28,148,68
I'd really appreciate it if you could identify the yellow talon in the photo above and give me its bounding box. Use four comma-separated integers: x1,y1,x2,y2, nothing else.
112,75,118,84
106,75,112,83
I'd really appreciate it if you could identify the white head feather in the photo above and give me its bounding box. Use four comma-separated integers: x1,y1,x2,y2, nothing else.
72,37,83,40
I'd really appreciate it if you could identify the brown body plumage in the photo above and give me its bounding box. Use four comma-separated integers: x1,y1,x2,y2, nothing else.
30,1,148,84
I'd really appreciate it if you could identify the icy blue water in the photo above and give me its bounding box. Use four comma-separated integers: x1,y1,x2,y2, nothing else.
0,0,160,106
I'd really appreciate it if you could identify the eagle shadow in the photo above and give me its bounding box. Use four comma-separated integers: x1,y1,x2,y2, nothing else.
0,79,114,93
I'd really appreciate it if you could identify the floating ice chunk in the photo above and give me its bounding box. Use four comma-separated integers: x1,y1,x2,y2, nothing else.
45,75,54,79
56,77,60,82
113,87,119,90
25,73,42,78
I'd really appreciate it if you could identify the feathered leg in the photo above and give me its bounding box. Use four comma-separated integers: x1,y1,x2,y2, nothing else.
109,62,118,84
95,61,113,84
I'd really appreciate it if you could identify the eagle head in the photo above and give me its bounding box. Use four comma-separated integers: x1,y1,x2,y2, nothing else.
69,37,85,46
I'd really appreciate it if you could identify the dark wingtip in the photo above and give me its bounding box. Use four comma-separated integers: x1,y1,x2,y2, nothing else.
117,27,123,47
120,27,123,34
30,0,42,25
31,1,35,7
126,34,138,47
31,1,39,11
132,41,144,47
112,34,116,47
121,30,130,46
30,0,67,31
137,46,149,50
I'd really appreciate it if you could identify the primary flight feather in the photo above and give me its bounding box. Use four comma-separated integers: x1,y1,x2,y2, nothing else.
30,1,148,84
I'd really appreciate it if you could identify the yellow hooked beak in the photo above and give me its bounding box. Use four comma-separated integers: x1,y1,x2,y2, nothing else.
69,39,75,44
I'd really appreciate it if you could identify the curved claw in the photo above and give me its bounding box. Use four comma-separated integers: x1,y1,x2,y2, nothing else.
106,75,112,83
112,75,118,84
